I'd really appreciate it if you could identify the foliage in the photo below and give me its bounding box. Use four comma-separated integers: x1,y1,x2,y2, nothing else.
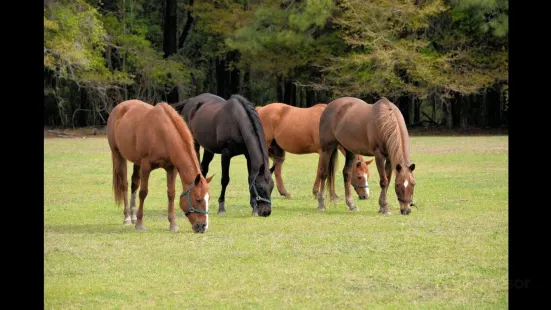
44,0,130,87
44,0,508,128
226,0,340,78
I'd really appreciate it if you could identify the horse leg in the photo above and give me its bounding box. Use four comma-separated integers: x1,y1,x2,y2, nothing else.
135,162,151,231
243,153,258,216
112,150,131,225
129,164,140,224
217,149,232,216
271,142,292,198
200,150,215,177
194,140,201,165
343,150,359,211
312,152,321,198
165,165,179,232
329,163,340,202
375,153,392,215
316,149,333,211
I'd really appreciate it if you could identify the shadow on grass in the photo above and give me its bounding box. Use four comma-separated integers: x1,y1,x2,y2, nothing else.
44,223,133,234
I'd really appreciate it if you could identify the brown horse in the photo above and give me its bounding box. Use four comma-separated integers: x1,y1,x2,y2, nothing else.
317,97,416,215
106,100,214,233
255,103,373,200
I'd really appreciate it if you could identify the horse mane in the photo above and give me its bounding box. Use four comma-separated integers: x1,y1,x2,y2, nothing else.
171,93,225,114
229,94,270,168
157,102,201,172
373,97,410,165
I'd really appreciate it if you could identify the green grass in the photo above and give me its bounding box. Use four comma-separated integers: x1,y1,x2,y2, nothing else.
44,135,508,309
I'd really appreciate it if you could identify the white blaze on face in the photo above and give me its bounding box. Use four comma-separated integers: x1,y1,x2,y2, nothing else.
204,193,209,230
404,180,409,189
363,173,370,196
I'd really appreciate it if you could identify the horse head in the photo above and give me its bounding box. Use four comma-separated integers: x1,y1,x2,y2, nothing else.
250,163,274,217
351,156,374,200
394,163,416,215
181,173,215,233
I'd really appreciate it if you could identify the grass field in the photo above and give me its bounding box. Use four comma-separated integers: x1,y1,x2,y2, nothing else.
44,135,508,309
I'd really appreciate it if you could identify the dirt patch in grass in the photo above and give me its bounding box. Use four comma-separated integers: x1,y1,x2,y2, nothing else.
415,146,508,155
408,127,508,136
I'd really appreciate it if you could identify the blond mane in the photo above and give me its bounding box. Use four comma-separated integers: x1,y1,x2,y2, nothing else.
373,98,411,166
158,102,201,173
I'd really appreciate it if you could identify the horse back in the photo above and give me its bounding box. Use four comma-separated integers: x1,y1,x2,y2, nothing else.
321,97,377,156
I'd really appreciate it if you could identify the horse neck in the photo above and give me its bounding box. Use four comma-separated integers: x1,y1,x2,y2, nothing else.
386,126,411,167
245,135,268,178
169,143,202,188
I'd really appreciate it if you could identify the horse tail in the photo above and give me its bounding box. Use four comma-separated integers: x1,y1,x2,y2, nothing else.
230,94,270,167
326,147,338,198
111,149,127,207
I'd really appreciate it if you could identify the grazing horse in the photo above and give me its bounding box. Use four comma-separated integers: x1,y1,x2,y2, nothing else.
255,103,374,200
317,97,416,215
172,93,274,217
106,100,214,233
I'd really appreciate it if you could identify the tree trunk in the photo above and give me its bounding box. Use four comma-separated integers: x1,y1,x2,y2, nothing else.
241,66,251,99
228,51,240,96
283,78,296,105
413,97,421,124
397,96,410,125
276,76,284,102
79,88,88,127
216,57,227,98
306,89,315,107
178,0,194,50
163,0,178,103
451,92,460,128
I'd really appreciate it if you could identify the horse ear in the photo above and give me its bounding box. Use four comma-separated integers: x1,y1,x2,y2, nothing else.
396,164,402,172
365,158,374,166
194,173,201,186
269,164,276,174
356,161,362,168
409,163,415,172
206,173,215,183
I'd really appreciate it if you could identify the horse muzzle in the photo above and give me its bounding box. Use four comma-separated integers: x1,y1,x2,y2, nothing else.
192,223,207,233
257,203,272,217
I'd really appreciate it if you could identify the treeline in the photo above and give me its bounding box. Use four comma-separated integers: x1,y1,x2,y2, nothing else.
44,0,508,129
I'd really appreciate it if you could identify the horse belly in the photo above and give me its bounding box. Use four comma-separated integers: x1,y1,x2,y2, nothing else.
113,121,141,164
274,121,318,154
276,135,317,154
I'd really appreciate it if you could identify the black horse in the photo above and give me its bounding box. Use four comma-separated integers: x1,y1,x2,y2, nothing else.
172,93,274,217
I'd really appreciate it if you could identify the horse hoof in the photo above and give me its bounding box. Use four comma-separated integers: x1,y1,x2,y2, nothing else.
217,210,226,216
131,218,137,224
135,224,146,231
349,206,359,212
170,225,179,232
283,193,293,199
123,219,132,225
317,207,326,212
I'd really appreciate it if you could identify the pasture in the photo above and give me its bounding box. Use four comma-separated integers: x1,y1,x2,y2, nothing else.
44,135,508,309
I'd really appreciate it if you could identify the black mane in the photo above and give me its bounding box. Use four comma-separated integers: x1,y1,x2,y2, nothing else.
229,94,269,168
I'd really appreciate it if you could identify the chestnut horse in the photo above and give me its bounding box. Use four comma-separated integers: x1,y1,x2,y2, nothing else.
106,100,214,233
172,93,274,217
317,97,416,215
255,103,373,200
